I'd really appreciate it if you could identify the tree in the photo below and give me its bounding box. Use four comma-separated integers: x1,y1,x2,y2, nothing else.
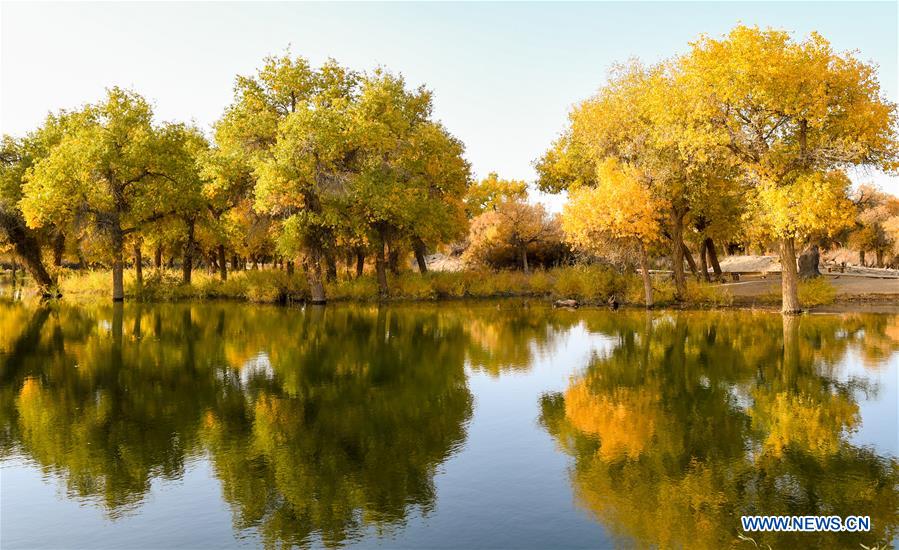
463,197,561,273
0,137,57,296
562,159,666,307
464,172,527,218
0,111,91,297
222,54,360,304
680,25,899,313
156,123,212,284
849,184,899,268
349,71,469,294
537,61,726,300
401,122,471,274
21,88,183,301
200,144,255,280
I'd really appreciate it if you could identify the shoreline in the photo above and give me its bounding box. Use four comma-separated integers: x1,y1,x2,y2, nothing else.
3,282,897,315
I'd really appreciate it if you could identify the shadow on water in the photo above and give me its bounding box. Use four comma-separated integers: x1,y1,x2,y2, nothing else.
0,299,896,548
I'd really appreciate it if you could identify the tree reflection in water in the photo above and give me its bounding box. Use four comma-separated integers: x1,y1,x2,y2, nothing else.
1,301,896,548
540,311,899,549
0,302,478,547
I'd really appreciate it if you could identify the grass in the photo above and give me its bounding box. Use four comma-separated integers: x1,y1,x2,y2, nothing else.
760,277,837,308
51,265,740,308
797,277,838,306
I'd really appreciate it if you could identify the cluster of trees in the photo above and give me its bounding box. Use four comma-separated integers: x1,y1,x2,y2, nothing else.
462,172,567,272
848,183,899,268
1,55,472,302
538,26,898,312
3,26,898,312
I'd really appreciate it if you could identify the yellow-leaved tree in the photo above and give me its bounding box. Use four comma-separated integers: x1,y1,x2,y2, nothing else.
538,61,737,301
679,25,898,313
562,159,666,307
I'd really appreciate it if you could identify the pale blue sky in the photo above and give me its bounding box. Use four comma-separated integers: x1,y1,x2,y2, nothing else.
2,1,897,205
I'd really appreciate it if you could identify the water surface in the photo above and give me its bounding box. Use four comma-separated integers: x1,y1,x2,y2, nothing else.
1,300,896,548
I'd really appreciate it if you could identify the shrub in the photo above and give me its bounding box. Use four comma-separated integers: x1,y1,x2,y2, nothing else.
329,276,379,301
394,273,438,300
798,277,837,306
59,268,126,297
527,270,553,296
429,272,468,298
551,265,626,303
683,280,734,307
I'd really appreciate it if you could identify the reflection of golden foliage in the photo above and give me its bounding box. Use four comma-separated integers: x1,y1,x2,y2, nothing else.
0,305,32,351
750,391,859,458
566,383,657,459
886,318,899,343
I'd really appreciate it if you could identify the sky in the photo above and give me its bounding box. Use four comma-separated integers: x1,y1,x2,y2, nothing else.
2,1,898,209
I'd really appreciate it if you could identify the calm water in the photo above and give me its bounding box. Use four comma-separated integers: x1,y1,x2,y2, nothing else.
0,300,896,549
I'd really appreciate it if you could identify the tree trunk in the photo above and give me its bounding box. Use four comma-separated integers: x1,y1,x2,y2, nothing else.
0,210,56,297
375,230,389,299
698,239,710,283
252,256,258,270
638,240,653,308
705,238,723,280
306,245,326,304
53,233,65,267
324,249,337,282
111,227,125,302
387,242,400,275
231,254,239,272
859,249,866,267
670,210,687,300
412,237,428,273
779,237,801,314
286,260,294,276
218,244,227,281
682,243,699,278
76,243,87,269
798,244,821,279
875,249,884,268
134,243,143,286
154,244,163,269
518,243,530,274
182,218,195,285
356,250,365,278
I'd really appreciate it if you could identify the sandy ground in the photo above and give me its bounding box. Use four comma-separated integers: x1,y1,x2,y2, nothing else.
722,273,899,298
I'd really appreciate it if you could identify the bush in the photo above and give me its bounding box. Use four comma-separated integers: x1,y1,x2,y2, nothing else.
798,277,837,307
761,276,837,308
683,280,734,307
329,276,379,301
527,270,553,296
393,273,438,300
551,265,627,303
59,268,126,297
429,272,468,298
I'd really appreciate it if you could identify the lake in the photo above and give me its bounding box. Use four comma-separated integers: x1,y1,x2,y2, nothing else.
1,300,897,549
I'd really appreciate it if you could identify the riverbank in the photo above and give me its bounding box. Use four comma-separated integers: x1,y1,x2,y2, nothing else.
5,265,897,312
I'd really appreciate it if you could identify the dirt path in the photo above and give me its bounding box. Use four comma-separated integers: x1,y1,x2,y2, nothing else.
722,274,899,297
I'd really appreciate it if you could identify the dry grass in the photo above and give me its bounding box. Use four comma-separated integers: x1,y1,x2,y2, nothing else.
52,265,741,307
